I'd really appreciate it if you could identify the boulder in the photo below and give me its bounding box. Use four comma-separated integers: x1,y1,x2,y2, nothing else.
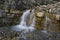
35,12,45,30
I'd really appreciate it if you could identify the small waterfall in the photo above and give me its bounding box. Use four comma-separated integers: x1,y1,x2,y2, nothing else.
20,10,30,26
11,9,35,40
42,16,51,33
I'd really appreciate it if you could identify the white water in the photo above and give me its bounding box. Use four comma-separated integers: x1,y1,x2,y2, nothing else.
11,9,35,40
12,9,35,31
20,10,30,26
11,9,52,40
42,16,51,33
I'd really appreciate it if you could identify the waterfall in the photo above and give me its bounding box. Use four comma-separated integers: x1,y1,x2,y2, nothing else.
20,10,30,26
11,9,35,31
41,16,51,33
11,9,35,40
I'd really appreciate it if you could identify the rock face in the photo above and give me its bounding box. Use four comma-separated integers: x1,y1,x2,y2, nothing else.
0,0,56,11
35,11,45,30
46,2,60,32
36,12,44,17
34,2,60,32
0,1,60,40
0,9,22,26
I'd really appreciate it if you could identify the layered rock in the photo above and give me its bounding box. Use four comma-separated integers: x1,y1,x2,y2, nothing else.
35,11,45,30
34,2,60,32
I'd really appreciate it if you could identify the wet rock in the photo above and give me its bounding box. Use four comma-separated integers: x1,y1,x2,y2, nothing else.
35,11,45,30
55,2,60,8
56,15,60,20
35,2,60,32
55,8,60,15
25,30,49,40
36,12,45,17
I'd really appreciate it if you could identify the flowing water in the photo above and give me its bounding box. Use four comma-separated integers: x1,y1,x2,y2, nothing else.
11,9,35,40
41,16,51,33
11,9,52,40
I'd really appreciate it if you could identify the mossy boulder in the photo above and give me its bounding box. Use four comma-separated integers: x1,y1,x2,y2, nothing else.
35,12,45,30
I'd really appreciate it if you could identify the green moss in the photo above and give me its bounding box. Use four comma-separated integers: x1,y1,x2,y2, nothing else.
35,15,45,30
